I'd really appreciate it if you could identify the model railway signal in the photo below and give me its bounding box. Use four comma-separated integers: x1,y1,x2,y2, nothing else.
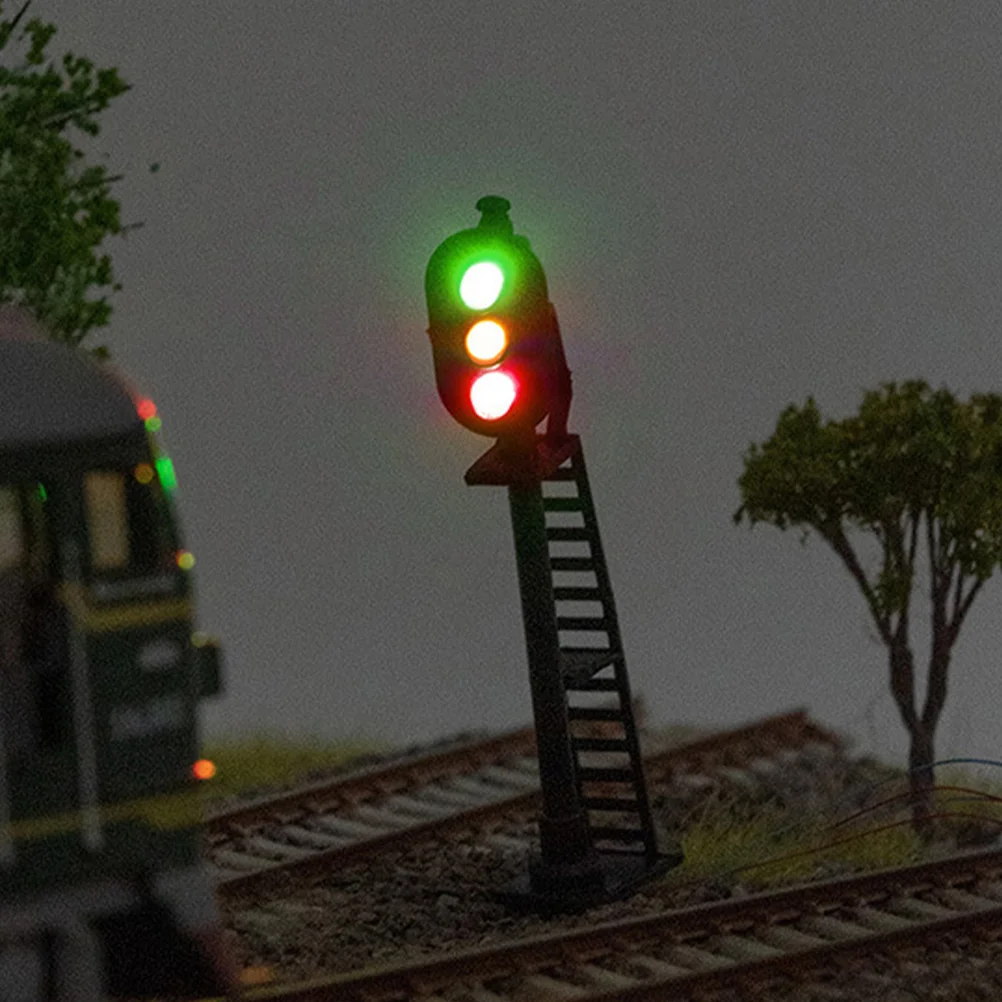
424,200,677,914
425,196,571,442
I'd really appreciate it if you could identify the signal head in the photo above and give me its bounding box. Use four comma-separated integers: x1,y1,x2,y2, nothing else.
425,197,559,438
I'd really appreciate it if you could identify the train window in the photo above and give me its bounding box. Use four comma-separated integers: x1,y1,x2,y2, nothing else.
84,472,130,570
0,485,46,758
83,469,175,580
0,488,22,570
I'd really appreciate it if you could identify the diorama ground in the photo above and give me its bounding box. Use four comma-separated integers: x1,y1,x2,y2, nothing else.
202,722,1002,1000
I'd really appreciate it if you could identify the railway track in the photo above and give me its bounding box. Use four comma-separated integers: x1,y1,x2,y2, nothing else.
241,846,1002,1001
208,710,841,897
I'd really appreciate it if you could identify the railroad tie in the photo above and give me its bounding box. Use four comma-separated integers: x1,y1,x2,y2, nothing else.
575,964,642,989
445,775,515,800
483,833,531,853
310,815,387,839
244,835,315,861
466,988,509,1002
623,955,690,979
517,973,588,999
663,943,735,971
714,766,761,793
973,880,1002,902
852,906,915,932
280,824,353,850
755,924,829,950
478,765,540,790
746,756,782,779
711,933,785,961
797,914,873,941
375,794,460,819
886,896,958,921
350,804,423,829
406,785,484,809
939,887,1002,912
209,849,274,873
508,756,541,775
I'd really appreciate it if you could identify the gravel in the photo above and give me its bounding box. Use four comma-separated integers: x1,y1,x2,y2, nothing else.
219,731,1002,999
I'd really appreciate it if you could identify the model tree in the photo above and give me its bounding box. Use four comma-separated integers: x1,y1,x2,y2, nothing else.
736,380,1002,832
0,1,132,346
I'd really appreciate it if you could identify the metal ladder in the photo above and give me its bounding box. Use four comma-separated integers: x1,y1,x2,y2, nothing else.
541,437,660,861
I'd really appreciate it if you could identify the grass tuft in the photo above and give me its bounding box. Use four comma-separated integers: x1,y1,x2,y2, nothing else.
928,766,1002,843
197,733,385,802
666,789,922,891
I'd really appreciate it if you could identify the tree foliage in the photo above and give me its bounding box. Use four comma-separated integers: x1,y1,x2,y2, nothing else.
736,380,1002,830
0,1,131,345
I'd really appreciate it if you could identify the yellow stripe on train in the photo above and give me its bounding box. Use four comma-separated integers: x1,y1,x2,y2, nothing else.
58,582,192,633
81,597,192,632
0,789,203,843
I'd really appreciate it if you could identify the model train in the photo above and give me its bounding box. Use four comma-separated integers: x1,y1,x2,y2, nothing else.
0,308,236,1000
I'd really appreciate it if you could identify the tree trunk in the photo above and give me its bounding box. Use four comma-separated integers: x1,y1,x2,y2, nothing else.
906,723,936,839
886,639,937,839
910,635,951,840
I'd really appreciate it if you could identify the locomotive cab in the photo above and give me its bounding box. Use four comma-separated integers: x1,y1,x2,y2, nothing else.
1,468,193,757
0,312,233,999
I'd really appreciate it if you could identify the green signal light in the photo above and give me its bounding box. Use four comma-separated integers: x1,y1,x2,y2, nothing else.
459,261,504,310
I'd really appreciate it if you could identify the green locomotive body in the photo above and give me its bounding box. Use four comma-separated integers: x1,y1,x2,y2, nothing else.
0,311,230,999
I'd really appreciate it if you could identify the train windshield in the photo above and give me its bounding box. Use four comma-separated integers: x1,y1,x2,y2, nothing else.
0,482,58,757
0,483,52,579
83,467,178,590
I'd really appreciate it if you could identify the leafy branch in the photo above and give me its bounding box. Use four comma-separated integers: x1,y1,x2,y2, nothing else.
0,1,133,344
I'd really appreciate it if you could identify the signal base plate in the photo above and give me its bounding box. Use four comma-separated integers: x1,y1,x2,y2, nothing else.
465,434,579,486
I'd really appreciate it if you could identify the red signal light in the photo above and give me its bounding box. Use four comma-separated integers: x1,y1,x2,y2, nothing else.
470,370,518,420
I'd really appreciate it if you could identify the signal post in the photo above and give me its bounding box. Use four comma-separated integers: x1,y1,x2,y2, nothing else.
425,197,678,912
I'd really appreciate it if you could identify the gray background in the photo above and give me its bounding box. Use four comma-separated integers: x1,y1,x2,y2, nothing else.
36,2,1002,766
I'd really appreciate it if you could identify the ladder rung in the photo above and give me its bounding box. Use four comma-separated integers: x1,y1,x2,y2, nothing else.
553,587,603,601
550,557,594,571
562,649,617,661
573,737,630,752
557,617,608,631
567,707,622,722
584,796,641,812
546,527,591,541
577,767,637,783
590,826,646,843
542,497,583,512
564,676,619,692
562,652,619,682
543,465,578,481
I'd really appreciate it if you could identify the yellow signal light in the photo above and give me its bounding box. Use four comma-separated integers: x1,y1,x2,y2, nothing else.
464,320,508,364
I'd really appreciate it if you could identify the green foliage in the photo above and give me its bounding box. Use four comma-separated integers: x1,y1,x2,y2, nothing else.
736,381,1002,628
0,1,131,344
736,381,1002,833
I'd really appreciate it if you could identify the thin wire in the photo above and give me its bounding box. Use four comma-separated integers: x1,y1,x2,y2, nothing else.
755,756,1002,846
827,757,1002,821
729,810,1002,880
669,810,1002,892
666,757,1002,894
828,784,1002,830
